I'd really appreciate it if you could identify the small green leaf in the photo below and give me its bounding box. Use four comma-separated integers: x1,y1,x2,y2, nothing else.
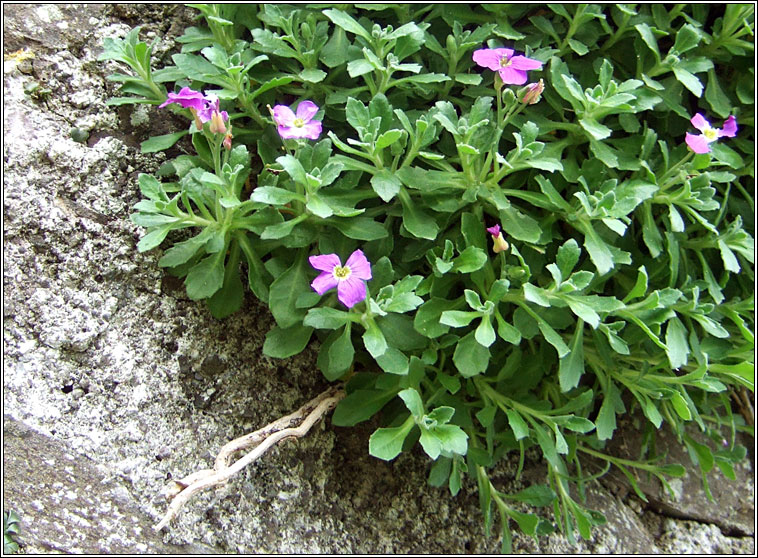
263,324,314,358
299,68,327,83
398,388,424,417
371,170,402,202
453,332,490,377
141,131,189,153
185,251,225,300
369,419,415,461
363,320,388,358
665,316,690,369
670,391,692,421
505,408,529,440
332,389,396,426
558,320,585,392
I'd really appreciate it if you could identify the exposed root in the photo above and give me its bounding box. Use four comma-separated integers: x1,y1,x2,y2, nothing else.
155,384,345,531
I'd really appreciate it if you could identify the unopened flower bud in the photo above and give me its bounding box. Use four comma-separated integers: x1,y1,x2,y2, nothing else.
486,224,510,253
521,79,544,105
209,110,227,135
223,127,233,150
189,108,203,130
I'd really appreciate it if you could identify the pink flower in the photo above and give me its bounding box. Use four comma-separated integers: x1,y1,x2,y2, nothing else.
487,224,509,253
272,100,322,140
309,250,372,308
159,87,229,129
685,113,737,154
473,48,543,85
159,87,207,112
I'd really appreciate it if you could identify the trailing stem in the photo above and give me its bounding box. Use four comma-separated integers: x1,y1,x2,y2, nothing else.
155,385,346,531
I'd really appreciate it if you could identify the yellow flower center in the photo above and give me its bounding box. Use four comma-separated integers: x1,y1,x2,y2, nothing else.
333,265,351,280
499,56,512,68
293,118,305,128
703,127,718,141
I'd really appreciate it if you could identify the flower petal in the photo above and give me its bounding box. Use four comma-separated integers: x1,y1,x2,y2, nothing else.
486,224,501,236
301,120,323,140
337,276,367,308
510,55,543,71
719,115,738,138
159,87,206,110
272,105,297,127
345,249,372,280
309,253,341,272
473,48,511,71
685,132,711,154
690,113,710,132
498,67,528,85
311,272,339,296
295,100,319,121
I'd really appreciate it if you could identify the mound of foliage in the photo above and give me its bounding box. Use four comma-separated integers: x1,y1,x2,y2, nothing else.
101,4,754,550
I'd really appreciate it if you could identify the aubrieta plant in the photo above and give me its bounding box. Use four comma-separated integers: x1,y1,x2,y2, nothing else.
101,4,755,551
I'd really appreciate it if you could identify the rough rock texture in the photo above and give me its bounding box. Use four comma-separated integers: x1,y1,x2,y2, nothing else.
3,4,755,554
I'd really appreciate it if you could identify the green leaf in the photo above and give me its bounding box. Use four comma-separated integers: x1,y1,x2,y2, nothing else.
398,387,424,417
332,389,396,426
251,186,304,205
508,484,556,507
363,319,388,358
375,129,404,150
672,24,701,55
141,131,189,153
323,8,372,41
369,418,415,461
556,239,580,280
431,424,468,455
440,310,478,328
329,217,388,241
158,228,213,268
475,316,496,347
401,196,439,240
670,391,692,421
453,332,490,377
263,324,314,358
499,205,541,243
376,346,410,375
303,307,351,329
665,316,690,369
414,298,456,338
185,251,225,300
326,325,355,379
269,254,309,328
299,68,327,83
138,173,167,201
558,320,585,392
672,65,703,97
277,154,308,185
452,246,487,273
505,408,529,440
371,170,402,202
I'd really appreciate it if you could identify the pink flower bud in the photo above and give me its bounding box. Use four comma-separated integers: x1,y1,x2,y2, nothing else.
209,110,227,135
522,79,544,105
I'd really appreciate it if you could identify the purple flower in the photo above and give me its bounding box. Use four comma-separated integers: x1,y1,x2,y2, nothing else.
159,87,229,128
272,100,322,140
159,87,207,112
486,224,509,253
309,249,372,308
473,48,543,85
685,113,737,154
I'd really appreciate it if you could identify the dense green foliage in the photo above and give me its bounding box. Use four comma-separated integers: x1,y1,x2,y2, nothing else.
101,4,754,550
